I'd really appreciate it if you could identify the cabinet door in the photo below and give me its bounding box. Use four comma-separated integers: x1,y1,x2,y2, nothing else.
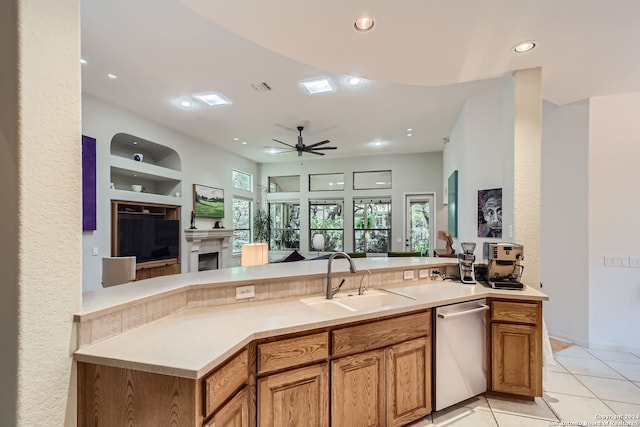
205,388,250,427
257,363,329,427
331,349,385,427
386,337,431,427
491,323,541,396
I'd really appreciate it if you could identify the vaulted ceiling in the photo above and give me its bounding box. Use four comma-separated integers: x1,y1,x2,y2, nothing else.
81,0,640,163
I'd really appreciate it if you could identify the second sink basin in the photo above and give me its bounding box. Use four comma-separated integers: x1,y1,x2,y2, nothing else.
301,289,414,314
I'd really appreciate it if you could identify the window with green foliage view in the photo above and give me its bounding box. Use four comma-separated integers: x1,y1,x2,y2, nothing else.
269,202,300,250
232,198,252,254
309,200,344,252
354,199,391,253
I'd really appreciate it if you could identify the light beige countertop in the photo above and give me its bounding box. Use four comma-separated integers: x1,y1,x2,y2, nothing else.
79,257,458,316
74,277,548,379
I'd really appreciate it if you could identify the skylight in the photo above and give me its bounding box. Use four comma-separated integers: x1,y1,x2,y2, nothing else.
300,77,336,95
192,91,231,106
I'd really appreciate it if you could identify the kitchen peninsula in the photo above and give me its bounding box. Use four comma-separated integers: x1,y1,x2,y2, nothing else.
74,257,548,427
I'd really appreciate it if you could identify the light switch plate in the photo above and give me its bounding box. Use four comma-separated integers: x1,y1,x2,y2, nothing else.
630,256,640,268
604,256,629,267
403,270,414,280
236,285,255,300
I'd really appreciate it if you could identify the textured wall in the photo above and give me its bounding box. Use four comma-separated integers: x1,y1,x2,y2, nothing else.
513,68,542,289
4,0,82,425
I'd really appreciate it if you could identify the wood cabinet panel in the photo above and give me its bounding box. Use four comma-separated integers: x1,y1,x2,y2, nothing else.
331,349,386,427
491,301,538,324
386,337,431,426
332,311,430,357
491,323,541,397
257,332,328,375
78,362,198,427
204,349,249,418
204,388,250,427
257,363,329,427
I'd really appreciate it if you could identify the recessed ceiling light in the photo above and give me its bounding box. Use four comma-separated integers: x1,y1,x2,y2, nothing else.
267,148,280,154
407,128,413,132
354,15,375,32
80,58,88,65
107,73,118,79
233,137,239,141
513,41,536,53
132,141,138,145
347,76,364,86
300,77,336,95
336,181,344,185
241,141,248,145
180,100,192,107
192,91,231,106
407,133,413,137
375,181,386,185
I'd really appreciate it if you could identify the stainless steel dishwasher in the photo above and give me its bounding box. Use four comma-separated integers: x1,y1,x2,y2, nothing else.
435,298,489,411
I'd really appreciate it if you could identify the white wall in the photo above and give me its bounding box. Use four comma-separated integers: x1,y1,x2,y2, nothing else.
82,95,259,291
588,92,640,351
541,100,590,347
1,1,82,426
259,152,445,258
443,77,515,255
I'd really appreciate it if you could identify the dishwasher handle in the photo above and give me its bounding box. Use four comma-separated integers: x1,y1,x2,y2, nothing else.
437,304,489,319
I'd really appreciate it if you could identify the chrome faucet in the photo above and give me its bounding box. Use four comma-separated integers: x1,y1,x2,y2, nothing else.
326,252,357,299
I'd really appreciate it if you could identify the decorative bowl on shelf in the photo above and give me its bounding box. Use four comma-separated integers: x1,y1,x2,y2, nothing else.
131,184,142,192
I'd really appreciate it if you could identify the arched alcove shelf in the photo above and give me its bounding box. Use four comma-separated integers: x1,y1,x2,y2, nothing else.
110,133,183,200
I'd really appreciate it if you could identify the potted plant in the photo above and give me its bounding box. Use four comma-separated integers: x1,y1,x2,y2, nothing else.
253,209,271,243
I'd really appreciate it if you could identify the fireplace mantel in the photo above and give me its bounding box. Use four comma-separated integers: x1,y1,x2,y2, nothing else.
184,228,234,272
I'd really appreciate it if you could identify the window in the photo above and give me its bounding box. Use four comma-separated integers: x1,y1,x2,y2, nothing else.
232,197,252,254
232,170,253,192
269,202,300,250
309,173,344,191
309,200,344,252
353,170,392,190
268,175,300,193
353,198,391,253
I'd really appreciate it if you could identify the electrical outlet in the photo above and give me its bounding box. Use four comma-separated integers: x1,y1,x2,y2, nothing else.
604,256,629,267
92,247,99,256
235,285,255,300
630,256,640,268
403,270,415,280
419,269,430,279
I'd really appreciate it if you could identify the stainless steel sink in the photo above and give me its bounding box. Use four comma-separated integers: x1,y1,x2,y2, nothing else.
301,289,413,314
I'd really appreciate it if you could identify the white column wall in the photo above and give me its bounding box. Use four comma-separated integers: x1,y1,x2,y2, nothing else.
0,0,82,426
588,92,640,351
541,100,590,347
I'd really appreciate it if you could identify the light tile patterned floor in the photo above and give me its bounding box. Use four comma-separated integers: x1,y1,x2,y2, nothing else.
407,344,640,427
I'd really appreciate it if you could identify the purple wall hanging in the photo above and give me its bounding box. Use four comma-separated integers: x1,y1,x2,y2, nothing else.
82,135,97,231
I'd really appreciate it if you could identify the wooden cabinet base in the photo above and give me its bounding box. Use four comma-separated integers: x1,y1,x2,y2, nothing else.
77,362,199,427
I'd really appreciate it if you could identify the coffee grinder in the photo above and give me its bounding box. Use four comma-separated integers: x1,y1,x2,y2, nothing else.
458,242,477,284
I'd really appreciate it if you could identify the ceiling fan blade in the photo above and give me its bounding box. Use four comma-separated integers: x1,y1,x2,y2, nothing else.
272,138,297,149
307,150,325,155
309,146,337,150
305,140,330,149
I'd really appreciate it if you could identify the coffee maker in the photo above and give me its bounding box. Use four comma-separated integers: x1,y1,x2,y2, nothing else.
458,242,477,284
485,242,525,290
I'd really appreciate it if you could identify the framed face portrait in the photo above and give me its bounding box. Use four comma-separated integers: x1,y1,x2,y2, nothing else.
478,188,502,238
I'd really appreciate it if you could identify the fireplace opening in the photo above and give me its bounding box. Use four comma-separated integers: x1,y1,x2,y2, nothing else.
199,252,218,271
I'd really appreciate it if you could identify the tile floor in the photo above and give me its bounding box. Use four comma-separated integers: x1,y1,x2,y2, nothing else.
407,344,640,427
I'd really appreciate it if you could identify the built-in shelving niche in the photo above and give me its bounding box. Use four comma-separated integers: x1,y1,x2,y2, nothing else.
109,133,182,200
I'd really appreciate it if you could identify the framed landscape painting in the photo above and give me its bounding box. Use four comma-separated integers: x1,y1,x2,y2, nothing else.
193,184,224,218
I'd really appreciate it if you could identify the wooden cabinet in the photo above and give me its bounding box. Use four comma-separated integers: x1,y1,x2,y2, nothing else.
111,200,181,280
386,337,431,426
331,312,431,427
257,363,329,427
204,388,250,427
332,349,386,426
488,299,542,398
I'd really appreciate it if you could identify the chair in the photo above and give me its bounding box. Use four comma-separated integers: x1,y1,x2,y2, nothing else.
387,251,422,257
102,256,136,287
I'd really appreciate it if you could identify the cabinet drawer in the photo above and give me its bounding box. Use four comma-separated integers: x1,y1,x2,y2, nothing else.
332,311,430,358
258,332,329,375
203,348,249,418
491,301,539,324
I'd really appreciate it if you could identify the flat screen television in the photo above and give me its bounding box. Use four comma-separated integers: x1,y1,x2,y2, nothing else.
117,218,180,263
